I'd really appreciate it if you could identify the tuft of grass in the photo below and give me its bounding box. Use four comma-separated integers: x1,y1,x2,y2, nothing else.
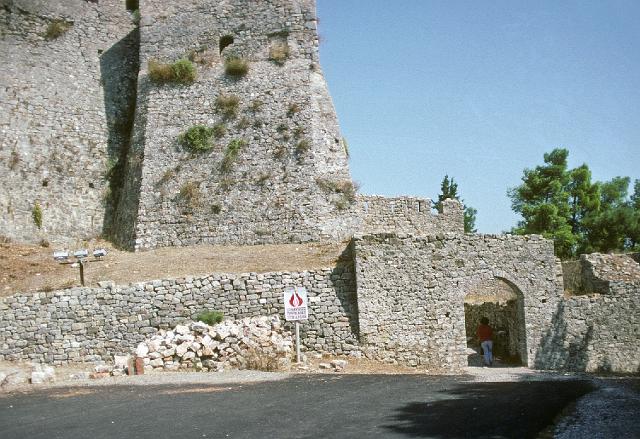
180,125,215,152
316,178,359,205
172,59,197,83
342,137,349,157
214,94,240,119
256,172,271,186
276,123,289,134
243,349,281,372
211,204,221,214
273,145,287,160
148,59,196,85
131,9,140,25
212,123,227,139
32,202,43,229
269,42,290,65
224,56,249,78
295,139,311,156
236,117,251,130
293,126,305,138
157,169,175,186
179,181,201,207
196,310,224,325
45,20,72,40
248,100,264,112
187,45,214,66
9,150,20,170
218,177,234,191
221,139,247,173
287,103,301,117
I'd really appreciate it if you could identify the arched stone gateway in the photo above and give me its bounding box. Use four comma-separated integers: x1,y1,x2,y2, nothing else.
463,278,527,366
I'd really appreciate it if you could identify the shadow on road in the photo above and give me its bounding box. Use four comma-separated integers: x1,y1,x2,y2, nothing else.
382,380,593,438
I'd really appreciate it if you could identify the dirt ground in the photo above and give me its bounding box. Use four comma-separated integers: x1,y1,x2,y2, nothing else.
0,239,349,297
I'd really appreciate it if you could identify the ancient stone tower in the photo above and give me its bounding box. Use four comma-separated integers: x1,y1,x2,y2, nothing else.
1,0,464,249
0,0,357,249
115,0,356,250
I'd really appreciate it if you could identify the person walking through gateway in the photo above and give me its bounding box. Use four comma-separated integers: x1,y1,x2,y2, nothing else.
477,317,493,366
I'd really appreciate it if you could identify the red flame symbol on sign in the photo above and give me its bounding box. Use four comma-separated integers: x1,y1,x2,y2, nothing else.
289,290,304,307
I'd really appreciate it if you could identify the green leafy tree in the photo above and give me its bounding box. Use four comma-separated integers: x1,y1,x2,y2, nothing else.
435,175,477,233
508,149,576,258
581,177,636,253
464,206,478,234
509,148,639,258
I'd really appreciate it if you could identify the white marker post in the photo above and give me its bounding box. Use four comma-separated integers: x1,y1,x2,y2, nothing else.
284,286,309,363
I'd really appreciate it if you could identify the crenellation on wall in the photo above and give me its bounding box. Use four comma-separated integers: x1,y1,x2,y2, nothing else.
354,195,464,236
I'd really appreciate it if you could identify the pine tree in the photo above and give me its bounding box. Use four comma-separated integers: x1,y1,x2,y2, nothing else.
509,148,638,258
435,175,477,233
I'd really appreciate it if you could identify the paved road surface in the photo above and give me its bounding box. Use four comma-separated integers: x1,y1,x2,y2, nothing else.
0,374,595,438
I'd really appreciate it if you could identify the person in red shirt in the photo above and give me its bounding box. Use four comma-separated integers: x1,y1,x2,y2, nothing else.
476,317,494,366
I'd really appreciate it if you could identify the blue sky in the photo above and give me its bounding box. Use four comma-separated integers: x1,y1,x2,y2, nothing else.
316,0,640,233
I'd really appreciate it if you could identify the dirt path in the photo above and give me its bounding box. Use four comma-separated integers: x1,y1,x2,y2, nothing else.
0,239,349,296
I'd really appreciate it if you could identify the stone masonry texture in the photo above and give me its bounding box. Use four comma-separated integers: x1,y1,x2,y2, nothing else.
0,0,138,245
353,233,562,371
0,259,359,364
114,0,359,250
1,0,465,249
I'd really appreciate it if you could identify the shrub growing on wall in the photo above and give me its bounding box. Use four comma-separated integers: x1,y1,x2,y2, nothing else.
221,139,247,173
32,202,43,229
196,310,224,325
214,94,240,119
149,59,197,85
179,181,201,207
224,57,249,78
269,42,290,65
45,20,72,40
180,125,215,152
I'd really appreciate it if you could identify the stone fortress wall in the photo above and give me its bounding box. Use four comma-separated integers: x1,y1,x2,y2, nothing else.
0,1,637,374
353,233,561,371
1,237,637,372
0,0,463,249
115,0,362,250
0,0,139,244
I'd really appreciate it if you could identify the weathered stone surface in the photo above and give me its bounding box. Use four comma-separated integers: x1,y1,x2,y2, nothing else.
0,0,138,244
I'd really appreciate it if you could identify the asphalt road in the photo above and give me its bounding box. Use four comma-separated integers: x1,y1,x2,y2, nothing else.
0,375,594,439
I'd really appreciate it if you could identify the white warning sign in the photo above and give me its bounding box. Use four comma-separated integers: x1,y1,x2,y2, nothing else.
284,287,309,321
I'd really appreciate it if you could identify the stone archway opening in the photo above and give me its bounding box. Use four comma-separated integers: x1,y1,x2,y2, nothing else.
464,278,527,367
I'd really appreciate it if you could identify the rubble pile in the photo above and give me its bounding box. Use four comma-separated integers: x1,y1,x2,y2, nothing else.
134,316,293,372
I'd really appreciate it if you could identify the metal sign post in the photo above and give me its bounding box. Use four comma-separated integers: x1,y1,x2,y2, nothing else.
284,286,308,364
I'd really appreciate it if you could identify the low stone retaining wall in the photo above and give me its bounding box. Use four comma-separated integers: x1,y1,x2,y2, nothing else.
0,263,358,364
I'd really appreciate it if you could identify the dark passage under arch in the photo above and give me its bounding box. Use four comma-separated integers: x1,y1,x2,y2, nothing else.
464,278,527,366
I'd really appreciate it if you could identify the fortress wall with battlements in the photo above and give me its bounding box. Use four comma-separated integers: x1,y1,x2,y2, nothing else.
355,196,464,236
0,0,139,244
